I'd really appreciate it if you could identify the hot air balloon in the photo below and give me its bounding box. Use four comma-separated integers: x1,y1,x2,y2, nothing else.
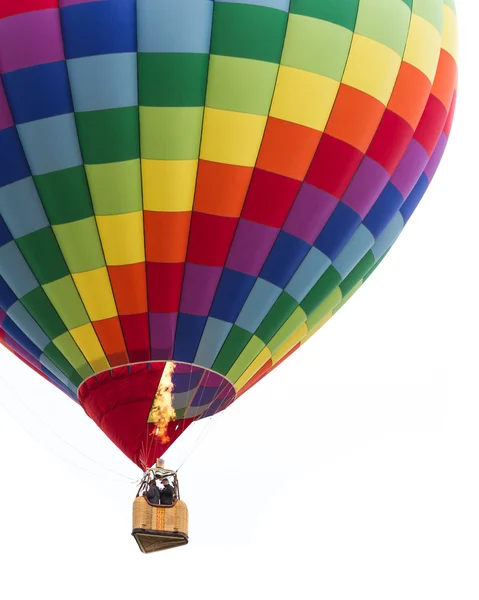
0,0,457,552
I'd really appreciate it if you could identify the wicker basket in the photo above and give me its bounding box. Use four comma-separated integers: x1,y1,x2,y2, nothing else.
132,496,189,554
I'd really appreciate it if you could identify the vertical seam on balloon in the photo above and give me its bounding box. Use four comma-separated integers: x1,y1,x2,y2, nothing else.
202,1,360,382
0,70,91,389
135,1,152,367
170,0,217,362
185,0,295,376
56,3,133,375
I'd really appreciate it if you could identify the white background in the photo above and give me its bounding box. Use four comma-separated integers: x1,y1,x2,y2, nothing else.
0,3,477,599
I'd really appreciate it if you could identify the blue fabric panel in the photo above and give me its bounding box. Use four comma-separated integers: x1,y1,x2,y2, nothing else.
260,231,310,288
0,178,49,238
0,216,13,247
0,276,17,311
0,128,31,187
0,241,38,297
400,173,429,224
1,316,42,359
235,278,281,333
363,182,404,239
191,385,219,407
173,313,207,363
210,269,255,323
333,224,375,279
285,247,331,302
3,62,73,124
372,211,404,261
194,317,232,368
314,202,362,261
7,301,50,351
67,53,138,112
60,0,137,59
173,368,203,392
138,0,214,53
17,114,83,176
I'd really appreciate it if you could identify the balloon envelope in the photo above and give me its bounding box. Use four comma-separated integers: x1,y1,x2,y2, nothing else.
0,0,457,468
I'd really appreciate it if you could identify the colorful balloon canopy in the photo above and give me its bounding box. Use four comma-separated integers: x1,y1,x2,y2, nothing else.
0,0,457,468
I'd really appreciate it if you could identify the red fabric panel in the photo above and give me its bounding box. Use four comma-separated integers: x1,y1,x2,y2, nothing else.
146,262,184,312
306,134,364,198
0,0,57,19
241,169,301,228
186,212,238,266
444,91,456,138
79,363,164,468
367,110,413,174
413,94,448,156
120,313,150,363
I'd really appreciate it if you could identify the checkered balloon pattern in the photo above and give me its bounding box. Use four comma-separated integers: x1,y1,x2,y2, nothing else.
0,0,457,466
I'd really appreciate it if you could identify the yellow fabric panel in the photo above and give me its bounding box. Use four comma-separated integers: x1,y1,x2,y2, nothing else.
200,108,267,167
96,211,145,266
70,323,110,373
403,14,442,83
442,5,458,61
233,347,272,391
342,34,402,105
72,267,117,322
306,288,343,330
142,159,198,212
271,322,308,365
270,66,340,130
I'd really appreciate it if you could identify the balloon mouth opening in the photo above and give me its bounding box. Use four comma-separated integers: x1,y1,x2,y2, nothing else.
78,360,237,423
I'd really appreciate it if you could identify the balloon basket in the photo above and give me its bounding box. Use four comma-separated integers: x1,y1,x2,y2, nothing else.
132,496,189,554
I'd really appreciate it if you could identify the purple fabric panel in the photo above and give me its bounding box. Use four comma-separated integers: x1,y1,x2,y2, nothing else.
173,369,203,392
174,362,201,375
202,392,236,418
283,184,338,244
390,139,429,199
0,81,13,130
0,307,6,327
0,10,65,73
341,157,390,218
202,370,228,388
180,263,222,316
149,313,177,360
424,132,448,181
226,219,278,276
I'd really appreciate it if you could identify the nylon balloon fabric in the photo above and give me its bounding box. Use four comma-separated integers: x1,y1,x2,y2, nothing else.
0,0,458,468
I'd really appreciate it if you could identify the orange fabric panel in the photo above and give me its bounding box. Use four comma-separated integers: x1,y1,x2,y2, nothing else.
144,210,191,263
108,263,148,315
93,317,129,367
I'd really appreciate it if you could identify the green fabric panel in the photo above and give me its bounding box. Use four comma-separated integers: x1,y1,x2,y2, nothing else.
340,250,375,297
139,107,204,160
227,335,265,384
289,0,360,31
355,0,411,56
138,53,209,107
206,55,278,115
306,287,342,330
401,0,413,9
43,341,82,384
86,160,142,215
267,306,307,355
300,265,342,317
16,227,69,284
412,0,444,32
52,217,105,273
211,3,288,63
34,167,93,225
75,107,140,164
256,291,298,345
212,325,253,375
333,281,362,315
53,331,93,375
281,15,353,80
21,287,67,339
443,0,455,12
363,251,388,282
42,276,90,330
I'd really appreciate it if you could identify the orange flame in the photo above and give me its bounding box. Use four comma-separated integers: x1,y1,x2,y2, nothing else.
150,361,176,443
